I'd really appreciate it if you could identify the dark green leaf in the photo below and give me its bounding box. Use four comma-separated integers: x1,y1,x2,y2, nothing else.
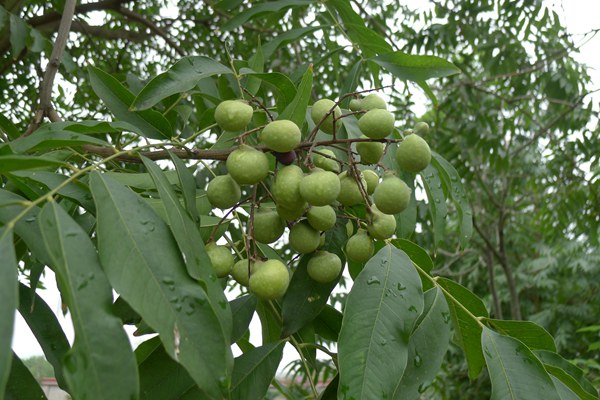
0,228,17,395
246,40,264,95
318,374,338,400
39,202,139,400
437,277,488,379
391,239,434,274
279,63,312,130
9,13,27,57
261,26,322,59
339,60,363,108
0,113,21,140
313,305,343,341
431,152,473,247
223,0,313,31
484,319,556,352
394,287,451,399
104,170,180,190
132,56,232,110
4,352,47,400
371,51,461,82
0,155,65,172
482,327,560,400
230,295,257,344
169,151,200,223
420,163,447,249
415,80,438,106
18,283,70,389
88,66,173,139
231,341,285,400
256,300,282,344
239,69,297,109
338,245,424,399
534,350,598,400
9,131,108,153
90,172,232,399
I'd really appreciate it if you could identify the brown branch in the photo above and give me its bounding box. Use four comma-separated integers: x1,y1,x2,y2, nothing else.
116,6,185,56
28,0,134,28
23,0,77,137
37,20,146,41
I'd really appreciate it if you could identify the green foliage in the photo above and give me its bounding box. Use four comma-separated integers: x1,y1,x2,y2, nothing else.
0,0,597,399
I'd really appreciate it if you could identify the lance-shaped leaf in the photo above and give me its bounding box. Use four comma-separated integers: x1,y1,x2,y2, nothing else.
262,26,322,59
39,202,139,400
371,51,461,82
222,0,313,31
132,56,232,110
5,352,47,400
482,327,561,400
394,287,451,399
18,283,70,390
231,341,285,400
0,155,66,172
484,318,556,352
230,295,258,344
437,277,488,379
168,151,199,224
280,63,312,130
9,131,108,153
90,172,233,399
88,66,173,139
392,238,434,290
0,228,17,396
534,350,597,400
338,245,424,399
420,163,448,249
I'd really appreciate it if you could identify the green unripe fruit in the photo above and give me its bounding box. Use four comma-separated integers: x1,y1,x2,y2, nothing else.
414,121,430,136
373,173,411,215
311,99,342,134
346,220,355,237
358,109,395,139
226,144,270,184
231,259,259,287
260,120,301,152
396,134,432,173
272,165,304,207
367,206,397,240
207,174,241,209
205,243,234,278
300,170,341,206
356,136,384,164
363,169,379,195
313,149,340,173
349,99,362,111
337,171,367,207
307,251,342,283
289,221,321,254
253,209,285,244
361,94,387,111
345,230,375,263
214,100,253,131
249,259,290,300
307,205,337,231
276,203,306,222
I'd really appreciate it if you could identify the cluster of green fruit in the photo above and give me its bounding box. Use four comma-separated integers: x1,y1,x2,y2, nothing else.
203,94,432,301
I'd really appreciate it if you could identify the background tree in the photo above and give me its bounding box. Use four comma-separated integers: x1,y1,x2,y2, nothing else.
1,0,598,399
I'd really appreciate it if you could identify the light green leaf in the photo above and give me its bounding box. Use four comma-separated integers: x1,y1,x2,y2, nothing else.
534,350,598,400
0,155,66,172
238,69,297,109
9,13,28,57
132,56,232,110
431,152,473,247
371,51,461,82
4,352,47,400
482,327,560,400
484,319,556,352
231,341,285,400
104,170,180,190
338,245,424,399
261,26,322,59
0,228,17,395
437,277,488,379
222,0,313,31
394,287,451,399
39,202,139,400
420,163,448,248
88,66,173,139
9,131,109,153
339,59,363,108
392,238,433,290
90,172,233,399
280,64,312,131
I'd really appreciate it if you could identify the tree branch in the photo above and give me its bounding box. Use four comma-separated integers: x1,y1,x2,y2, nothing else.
27,0,134,28
23,0,77,137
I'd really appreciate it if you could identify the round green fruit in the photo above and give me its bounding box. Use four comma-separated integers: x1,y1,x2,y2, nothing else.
337,171,367,207
307,205,337,231
396,134,431,173
307,251,342,283
373,173,411,215
253,209,285,244
214,100,253,131
311,99,342,134
313,149,340,173
226,144,270,185
289,221,321,254
367,206,397,240
260,120,301,152
414,121,430,136
231,259,259,287
363,169,379,195
276,203,306,222
345,230,374,263
361,93,387,111
207,174,241,209
356,136,384,164
349,99,362,111
299,169,341,206
358,109,395,139
272,165,304,207
205,243,234,278
249,259,290,300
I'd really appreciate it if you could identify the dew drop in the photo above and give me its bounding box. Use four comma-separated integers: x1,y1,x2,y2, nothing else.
408,305,418,313
174,304,182,312
380,338,387,346
367,276,380,285
218,300,227,309
65,231,78,237
413,353,422,367
442,311,451,324
25,217,36,223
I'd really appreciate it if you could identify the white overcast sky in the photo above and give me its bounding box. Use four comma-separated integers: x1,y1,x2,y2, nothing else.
12,1,600,369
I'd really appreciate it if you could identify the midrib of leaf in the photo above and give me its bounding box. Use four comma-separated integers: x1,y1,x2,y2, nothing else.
485,329,516,400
